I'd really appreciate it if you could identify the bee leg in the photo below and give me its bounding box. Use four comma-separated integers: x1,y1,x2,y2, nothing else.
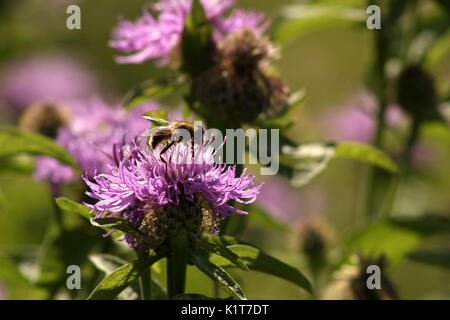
191,139,195,159
160,141,175,167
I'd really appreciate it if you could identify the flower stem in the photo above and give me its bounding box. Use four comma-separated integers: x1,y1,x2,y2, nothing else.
402,117,421,176
365,2,389,221
167,231,189,298
137,249,152,300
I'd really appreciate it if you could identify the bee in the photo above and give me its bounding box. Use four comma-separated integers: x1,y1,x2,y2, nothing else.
142,117,202,162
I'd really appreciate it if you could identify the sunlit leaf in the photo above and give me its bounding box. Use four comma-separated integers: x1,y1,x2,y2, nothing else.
281,142,397,188
88,254,162,300
0,127,78,169
190,248,246,300
255,88,307,130
199,240,249,271
0,155,34,175
55,197,92,220
209,243,312,294
89,254,166,300
424,29,450,69
124,76,186,110
334,142,398,172
273,4,366,46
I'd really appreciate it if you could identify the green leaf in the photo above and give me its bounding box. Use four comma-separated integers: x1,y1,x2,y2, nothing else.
56,198,123,238
424,29,450,69
247,204,287,232
173,293,216,300
0,127,78,168
37,228,97,298
209,244,312,294
181,0,214,77
55,197,92,220
199,240,249,271
142,110,169,123
88,254,162,300
408,249,450,270
273,4,366,46
89,254,166,300
88,261,142,300
0,155,34,175
334,142,398,172
124,76,186,110
281,142,397,188
343,214,450,268
255,89,307,130
190,248,246,300
90,218,163,248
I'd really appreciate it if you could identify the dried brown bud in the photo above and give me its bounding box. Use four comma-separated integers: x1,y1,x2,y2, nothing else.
397,65,436,120
193,29,289,128
19,102,70,138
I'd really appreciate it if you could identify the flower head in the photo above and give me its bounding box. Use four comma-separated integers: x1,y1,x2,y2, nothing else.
109,0,268,65
84,135,262,249
34,98,159,190
194,29,288,127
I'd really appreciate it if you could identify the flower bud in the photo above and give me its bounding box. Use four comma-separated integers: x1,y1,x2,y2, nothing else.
324,254,398,300
193,29,289,127
397,65,436,120
19,102,69,138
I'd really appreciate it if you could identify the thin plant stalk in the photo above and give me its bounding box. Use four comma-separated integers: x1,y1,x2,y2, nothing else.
137,249,152,300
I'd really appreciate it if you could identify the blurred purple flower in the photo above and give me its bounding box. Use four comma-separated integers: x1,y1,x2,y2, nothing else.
256,176,301,223
0,54,97,112
34,98,160,189
256,176,325,224
84,136,262,248
321,93,408,143
109,0,269,65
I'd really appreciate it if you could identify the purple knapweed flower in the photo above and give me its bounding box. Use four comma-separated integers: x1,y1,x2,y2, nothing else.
321,93,409,143
84,135,262,248
0,54,97,112
109,0,269,65
34,98,160,191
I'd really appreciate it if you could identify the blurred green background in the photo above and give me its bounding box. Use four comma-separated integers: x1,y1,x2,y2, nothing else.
0,0,449,299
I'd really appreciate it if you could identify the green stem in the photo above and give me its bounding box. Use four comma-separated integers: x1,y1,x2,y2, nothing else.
402,117,421,176
137,249,152,300
167,232,189,298
50,194,64,231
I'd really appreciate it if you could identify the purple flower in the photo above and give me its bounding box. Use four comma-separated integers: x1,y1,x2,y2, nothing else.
256,176,325,224
0,54,97,112
84,135,262,248
34,98,161,190
321,93,408,143
256,176,302,223
109,0,268,65
216,9,269,35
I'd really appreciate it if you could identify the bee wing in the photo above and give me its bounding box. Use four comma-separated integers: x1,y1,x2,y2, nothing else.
142,116,170,127
141,126,171,137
